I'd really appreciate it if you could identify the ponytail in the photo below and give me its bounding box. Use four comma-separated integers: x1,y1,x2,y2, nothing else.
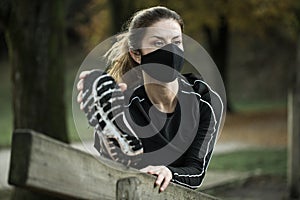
105,33,138,83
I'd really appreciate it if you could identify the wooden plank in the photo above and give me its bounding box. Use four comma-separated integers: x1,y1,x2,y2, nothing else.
8,129,219,200
117,177,141,200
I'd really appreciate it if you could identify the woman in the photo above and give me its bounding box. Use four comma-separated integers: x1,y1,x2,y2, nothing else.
77,6,223,192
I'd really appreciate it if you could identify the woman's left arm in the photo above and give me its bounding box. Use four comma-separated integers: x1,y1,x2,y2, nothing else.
140,99,217,191
167,82,223,189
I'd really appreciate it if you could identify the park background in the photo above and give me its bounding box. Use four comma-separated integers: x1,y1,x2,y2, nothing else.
0,0,299,199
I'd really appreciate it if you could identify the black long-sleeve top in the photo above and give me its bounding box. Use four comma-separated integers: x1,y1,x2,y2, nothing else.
121,73,223,189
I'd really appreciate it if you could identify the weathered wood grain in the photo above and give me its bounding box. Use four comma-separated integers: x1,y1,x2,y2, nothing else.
8,129,219,200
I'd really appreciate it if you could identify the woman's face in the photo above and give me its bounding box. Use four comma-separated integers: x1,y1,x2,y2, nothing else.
140,18,183,56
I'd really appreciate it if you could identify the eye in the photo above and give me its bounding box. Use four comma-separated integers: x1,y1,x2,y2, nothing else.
153,40,165,47
173,40,182,46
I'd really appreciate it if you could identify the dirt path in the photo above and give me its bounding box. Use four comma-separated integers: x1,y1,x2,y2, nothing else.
218,108,287,148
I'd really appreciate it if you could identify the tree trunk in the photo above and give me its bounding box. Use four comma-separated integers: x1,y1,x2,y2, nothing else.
1,0,68,199
4,0,68,198
108,0,136,34
287,34,300,199
5,0,68,142
203,14,233,112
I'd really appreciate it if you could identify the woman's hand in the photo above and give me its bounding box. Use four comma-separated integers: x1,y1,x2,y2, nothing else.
140,165,173,192
76,70,127,110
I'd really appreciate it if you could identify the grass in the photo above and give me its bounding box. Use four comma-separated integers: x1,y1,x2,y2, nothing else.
233,100,287,112
204,149,287,199
208,148,287,176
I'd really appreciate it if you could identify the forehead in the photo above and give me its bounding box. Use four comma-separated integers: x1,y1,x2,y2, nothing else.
143,19,182,39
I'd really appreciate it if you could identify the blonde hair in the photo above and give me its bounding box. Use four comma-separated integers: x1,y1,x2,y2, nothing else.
105,6,184,84
105,32,138,82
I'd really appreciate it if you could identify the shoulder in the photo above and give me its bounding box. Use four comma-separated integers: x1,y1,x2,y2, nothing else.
123,84,146,107
179,73,224,114
180,73,210,99
180,73,224,124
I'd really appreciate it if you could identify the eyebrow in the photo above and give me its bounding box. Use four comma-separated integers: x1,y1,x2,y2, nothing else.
149,35,181,40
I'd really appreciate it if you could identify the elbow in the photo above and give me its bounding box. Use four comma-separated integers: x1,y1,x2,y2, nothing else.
173,173,205,189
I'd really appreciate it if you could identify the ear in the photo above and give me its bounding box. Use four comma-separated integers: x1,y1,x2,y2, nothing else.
129,50,141,64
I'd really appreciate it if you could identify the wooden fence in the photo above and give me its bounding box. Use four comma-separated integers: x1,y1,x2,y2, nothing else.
8,129,219,200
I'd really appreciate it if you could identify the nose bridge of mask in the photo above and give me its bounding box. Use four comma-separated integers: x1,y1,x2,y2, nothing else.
141,43,183,66
162,43,183,57
162,43,184,68
140,43,184,82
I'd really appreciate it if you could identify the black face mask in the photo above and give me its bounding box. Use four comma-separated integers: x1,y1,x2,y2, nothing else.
140,43,184,82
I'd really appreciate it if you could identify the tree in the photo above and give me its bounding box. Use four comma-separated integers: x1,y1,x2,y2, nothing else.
108,0,136,34
65,0,137,49
288,34,300,199
288,2,300,198
0,0,68,199
203,13,231,111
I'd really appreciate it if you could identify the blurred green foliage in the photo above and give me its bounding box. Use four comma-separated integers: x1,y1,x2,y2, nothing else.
70,0,299,49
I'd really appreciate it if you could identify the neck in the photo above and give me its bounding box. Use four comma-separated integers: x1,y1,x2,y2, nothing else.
144,79,179,113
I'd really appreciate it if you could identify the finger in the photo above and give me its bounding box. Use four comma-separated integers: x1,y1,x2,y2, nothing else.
148,169,161,175
79,70,91,79
80,102,84,110
155,173,165,187
147,166,163,175
139,166,152,173
160,176,172,192
77,91,83,103
77,79,84,90
118,83,127,92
